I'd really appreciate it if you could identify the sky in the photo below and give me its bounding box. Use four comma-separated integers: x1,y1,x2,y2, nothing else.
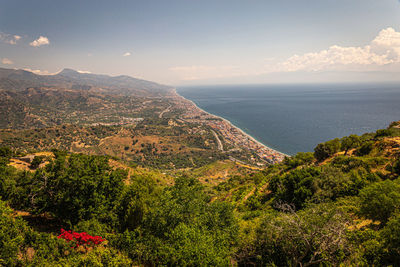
1,0,400,86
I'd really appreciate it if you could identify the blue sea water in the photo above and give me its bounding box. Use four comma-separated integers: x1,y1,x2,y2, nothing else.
177,84,400,155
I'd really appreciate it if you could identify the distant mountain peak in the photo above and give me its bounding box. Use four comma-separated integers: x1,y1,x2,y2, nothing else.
58,68,80,76
0,66,173,96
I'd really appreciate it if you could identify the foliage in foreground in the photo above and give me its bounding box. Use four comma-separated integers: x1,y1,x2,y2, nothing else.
1,121,400,265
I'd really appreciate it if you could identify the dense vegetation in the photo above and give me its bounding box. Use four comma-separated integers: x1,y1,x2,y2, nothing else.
0,122,227,170
1,121,400,266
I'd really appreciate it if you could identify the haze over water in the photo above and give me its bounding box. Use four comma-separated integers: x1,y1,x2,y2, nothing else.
178,84,400,155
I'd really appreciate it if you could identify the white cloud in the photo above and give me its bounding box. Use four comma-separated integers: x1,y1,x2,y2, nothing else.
276,27,400,73
1,58,13,65
0,33,21,45
170,27,400,83
23,68,54,75
29,36,50,47
9,35,21,45
123,52,131,57
77,70,91,74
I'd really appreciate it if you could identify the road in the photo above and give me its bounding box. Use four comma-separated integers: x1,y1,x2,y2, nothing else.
159,105,171,118
211,130,224,151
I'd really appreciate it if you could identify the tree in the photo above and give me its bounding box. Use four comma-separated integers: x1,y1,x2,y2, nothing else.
30,154,126,225
283,152,314,169
314,138,341,162
0,147,12,158
0,147,13,166
237,203,351,266
393,159,400,176
269,167,320,209
312,166,361,202
117,174,160,231
381,213,400,264
359,179,400,224
356,141,374,156
119,177,238,266
0,200,27,266
375,129,393,138
30,155,45,169
341,135,361,155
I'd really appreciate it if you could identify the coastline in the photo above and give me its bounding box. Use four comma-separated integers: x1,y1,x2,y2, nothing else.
171,88,288,161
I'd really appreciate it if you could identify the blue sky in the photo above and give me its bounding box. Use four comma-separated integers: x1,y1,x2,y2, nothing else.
1,0,400,85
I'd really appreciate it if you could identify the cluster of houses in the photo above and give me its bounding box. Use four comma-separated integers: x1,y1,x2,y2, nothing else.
173,93,286,164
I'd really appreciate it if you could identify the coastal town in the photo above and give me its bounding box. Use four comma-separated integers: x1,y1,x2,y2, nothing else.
171,90,286,164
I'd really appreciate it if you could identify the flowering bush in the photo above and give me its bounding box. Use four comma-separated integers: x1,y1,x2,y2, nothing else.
58,229,105,248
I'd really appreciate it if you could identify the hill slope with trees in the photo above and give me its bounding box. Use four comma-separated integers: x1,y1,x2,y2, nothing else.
1,121,400,265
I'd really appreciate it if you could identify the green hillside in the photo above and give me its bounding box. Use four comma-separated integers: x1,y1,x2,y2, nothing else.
1,121,400,266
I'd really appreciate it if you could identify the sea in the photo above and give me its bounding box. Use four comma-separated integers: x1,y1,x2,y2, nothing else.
177,83,400,156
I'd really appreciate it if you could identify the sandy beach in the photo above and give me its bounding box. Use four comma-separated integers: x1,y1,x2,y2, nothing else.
171,88,287,163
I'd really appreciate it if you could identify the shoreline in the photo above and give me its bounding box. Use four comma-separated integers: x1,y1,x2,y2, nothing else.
171,88,289,160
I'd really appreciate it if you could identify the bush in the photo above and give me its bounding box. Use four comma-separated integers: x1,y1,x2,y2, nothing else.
375,129,393,138
381,213,400,264
0,200,27,266
117,174,160,231
30,154,127,225
283,152,314,169
68,247,132,266
0,147,13,158
30,156,44,169
269,167,320,209
359,180,400,224
314,138,341,162
393,160,400,176
356,141,374,156
236,203,350,266
312,166,364,202
57,229,105,248
118,177,238,266
341,135,361,155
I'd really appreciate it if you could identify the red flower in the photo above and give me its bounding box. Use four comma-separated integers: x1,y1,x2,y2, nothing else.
58,229,105,248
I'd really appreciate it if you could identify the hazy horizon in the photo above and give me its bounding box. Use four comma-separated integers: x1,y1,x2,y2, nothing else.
1,0,400,86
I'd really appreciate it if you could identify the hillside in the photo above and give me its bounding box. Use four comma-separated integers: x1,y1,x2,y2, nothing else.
2,67,400,265
1,121,400,265
0,68,175,129
0,68,173,96
0,86,173,129
0,67,280,167
0,123,230,169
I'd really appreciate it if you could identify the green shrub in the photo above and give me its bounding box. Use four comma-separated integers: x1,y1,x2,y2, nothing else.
381,213,400,264
341,135,361,155
30,155,44,169
375,129,393,138
29,154,127,225
314,138,341,161
236,203,350,266
283,152,314,169
117,174,160,231
356,141,374,156
393,159,400,176
0,200,27,266
269,167,320,209
118,177,238,266
0,147,13,158
359,180,400,224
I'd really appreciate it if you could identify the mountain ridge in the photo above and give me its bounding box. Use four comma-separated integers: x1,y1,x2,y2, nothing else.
0,67,173,96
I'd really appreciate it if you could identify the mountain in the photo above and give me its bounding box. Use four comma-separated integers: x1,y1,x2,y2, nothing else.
0,67,177,129
0,67,173,96
0,85,175,129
